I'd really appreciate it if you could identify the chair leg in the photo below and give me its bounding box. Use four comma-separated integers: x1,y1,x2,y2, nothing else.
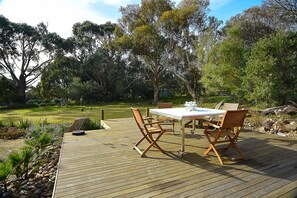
204,145,212,155
204,144,224,165
140,132,165,157
233,143,244,160
134,145,144,156
212,145,224,165
134,136,146,148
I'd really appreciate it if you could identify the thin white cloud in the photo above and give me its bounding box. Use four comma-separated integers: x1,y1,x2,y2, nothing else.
0,0,115,38
98,0,135,6
209,0,231,10
0,0,227,39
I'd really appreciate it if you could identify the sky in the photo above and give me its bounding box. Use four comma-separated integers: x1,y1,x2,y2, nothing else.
0,0,263,39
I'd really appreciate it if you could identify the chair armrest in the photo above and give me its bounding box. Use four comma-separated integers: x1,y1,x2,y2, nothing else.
201,120,220,129
144,117,154,121
144,121,161,126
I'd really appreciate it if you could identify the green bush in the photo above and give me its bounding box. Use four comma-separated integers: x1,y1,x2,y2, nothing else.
84,119,102,130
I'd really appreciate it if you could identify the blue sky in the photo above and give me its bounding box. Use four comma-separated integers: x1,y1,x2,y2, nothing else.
0,0,263,38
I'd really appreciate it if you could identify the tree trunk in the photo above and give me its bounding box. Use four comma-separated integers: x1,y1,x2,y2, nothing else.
153,74,159,104
19,75,27,103
261,105,297,115
184,80,198,102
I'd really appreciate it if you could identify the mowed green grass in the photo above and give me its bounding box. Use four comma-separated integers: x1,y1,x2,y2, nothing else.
0,103,149,124
0,96,229,124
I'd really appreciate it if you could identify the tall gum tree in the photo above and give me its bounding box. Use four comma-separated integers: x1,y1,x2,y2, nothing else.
0,15,64,103
115,0,174,103
159,0,221,101
68,21,126,100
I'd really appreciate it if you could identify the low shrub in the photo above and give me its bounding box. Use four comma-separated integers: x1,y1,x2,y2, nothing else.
18,119,32,129
84,119,102,130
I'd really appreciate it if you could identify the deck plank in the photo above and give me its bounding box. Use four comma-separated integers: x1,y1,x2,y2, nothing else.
53,117,297,197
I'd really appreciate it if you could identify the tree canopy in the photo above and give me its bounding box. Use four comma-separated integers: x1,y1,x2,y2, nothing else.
0,15,65,103
0,0,296,107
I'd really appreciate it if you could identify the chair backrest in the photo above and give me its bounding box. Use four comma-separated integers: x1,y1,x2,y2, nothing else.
222,103,239,110
131,107,145,130
220,110,248,129
214,100,224,109
158,102,173,109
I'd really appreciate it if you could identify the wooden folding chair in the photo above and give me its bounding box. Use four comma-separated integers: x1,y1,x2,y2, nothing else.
203,110,248,165
157,102,176,132
210,102,240,125
131,107,166,157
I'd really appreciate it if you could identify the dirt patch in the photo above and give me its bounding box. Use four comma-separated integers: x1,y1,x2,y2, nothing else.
0,138,25,161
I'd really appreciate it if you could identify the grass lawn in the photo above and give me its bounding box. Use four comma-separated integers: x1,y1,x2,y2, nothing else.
0,96,233,124
0,103,143,124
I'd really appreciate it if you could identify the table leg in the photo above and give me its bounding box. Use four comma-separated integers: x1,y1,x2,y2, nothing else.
191,120,195,134
178,119,185,158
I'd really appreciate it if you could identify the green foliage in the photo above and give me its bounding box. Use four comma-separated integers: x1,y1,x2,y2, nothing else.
0,76,22,105
18,118,32,129
0,120,4,127
0,161,12,192
7,147,34,179
25,126,52,154
40,56,79,100
21,147,34,179
67,79,102,102
243,31,297,106
8,151,23,178
36,118,50,127
201,26,247,97
84,119,102,130
116,0,174,102
52,98,63,105
8,119,16,127
0,15,65,103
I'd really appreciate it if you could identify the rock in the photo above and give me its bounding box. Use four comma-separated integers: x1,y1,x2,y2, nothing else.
34,185,46,197
263,118,275,128
286,121,297,131
272,120,287,132
257,126,268,133
65,117,91,132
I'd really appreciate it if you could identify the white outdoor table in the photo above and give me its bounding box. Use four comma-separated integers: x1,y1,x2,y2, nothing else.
150,107,225,157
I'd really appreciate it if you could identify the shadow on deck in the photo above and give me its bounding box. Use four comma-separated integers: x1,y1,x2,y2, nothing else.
53,117,297,197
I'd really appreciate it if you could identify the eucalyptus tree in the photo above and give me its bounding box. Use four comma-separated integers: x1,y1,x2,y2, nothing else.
67,21,129,100
39,56,79,99
201,26,246,98
263,0,297,26
0,15,65,103
70,21,116,62
115,0,174,103
159,0,221,101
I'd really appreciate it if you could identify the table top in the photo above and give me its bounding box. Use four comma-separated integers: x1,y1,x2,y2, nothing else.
150,107,225,120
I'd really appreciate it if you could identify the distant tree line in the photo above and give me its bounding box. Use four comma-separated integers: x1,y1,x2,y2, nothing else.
0,0,296,107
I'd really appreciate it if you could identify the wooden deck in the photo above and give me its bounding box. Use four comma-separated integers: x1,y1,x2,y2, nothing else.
53,117,297,197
